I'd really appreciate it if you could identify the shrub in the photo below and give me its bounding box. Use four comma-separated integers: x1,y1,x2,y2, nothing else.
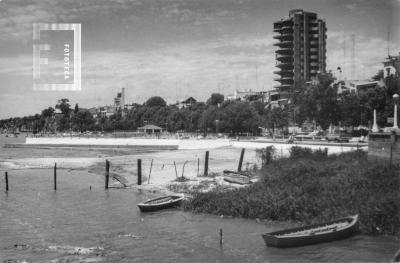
256,146,276,167
184,149,400,235
289,146,328,160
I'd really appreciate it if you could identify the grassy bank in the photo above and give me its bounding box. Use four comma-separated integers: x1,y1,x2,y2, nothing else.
183,148,400,235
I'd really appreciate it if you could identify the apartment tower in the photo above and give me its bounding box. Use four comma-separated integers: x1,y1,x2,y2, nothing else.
273,9,327,96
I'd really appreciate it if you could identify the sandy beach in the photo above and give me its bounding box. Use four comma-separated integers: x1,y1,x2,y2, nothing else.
0,136,364,193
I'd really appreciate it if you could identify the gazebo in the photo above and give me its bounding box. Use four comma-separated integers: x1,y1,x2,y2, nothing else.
137,124,163,134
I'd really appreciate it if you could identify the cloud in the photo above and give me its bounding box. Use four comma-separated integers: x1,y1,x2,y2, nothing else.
78,35,276,102
0,55,32,75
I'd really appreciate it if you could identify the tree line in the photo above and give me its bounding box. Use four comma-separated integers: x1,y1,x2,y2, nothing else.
1,71,399,135
293,72,400,130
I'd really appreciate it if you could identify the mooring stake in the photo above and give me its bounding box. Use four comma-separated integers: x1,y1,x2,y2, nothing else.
204,151,209,176
137,159,142,185
238,148,245,172
197,158,200,177
54,163,57,191
148,159,153,184
5,171,9,192
105,159,110,189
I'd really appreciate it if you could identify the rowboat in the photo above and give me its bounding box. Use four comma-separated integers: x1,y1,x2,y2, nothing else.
223,174,251,185
137,194,184,212
262,215,359,248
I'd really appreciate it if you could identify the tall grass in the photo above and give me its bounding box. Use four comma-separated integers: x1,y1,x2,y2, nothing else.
183,149,400,235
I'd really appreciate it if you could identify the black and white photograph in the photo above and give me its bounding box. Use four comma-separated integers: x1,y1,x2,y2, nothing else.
0,0,399,262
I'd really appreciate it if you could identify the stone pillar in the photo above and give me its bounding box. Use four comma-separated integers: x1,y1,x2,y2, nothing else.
394,94,399,129
372,109,379,132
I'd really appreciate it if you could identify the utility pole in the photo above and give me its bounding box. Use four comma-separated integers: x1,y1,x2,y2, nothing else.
351,33,356,80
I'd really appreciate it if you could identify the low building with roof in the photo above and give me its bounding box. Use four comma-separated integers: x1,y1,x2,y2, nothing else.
337,80,380,95
176,97,197,109
137,124,164,134
383,52,400,78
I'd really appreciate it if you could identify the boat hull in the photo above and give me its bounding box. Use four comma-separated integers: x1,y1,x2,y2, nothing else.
223,175,250,185
262,215,359,248
138,194,184,212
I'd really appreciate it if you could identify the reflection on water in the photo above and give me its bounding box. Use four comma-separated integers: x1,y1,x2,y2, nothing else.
0,169,398,262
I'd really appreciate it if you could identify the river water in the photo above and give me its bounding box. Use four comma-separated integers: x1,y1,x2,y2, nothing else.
0,135,398,262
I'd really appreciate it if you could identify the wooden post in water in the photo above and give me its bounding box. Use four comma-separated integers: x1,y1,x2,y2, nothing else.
173,161,178,178
148,159,153,184
219,228,223,246
54,163,57,191
105,159,110,189
197,158,200,177
238,148,245,172
204,151,209,176
5,171,9,191
137,159,142,185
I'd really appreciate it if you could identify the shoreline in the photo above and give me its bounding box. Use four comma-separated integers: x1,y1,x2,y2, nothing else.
23,136,368,150
1,137,364,192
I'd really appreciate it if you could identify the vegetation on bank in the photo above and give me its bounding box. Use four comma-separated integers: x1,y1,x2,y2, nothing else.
1,73,399,135
183,148,400,235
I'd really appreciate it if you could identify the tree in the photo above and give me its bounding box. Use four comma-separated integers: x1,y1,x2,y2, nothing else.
74,104,79,114
372,70,384,81
39,107,55,132
56,98,71,116
200,105,219,134
167,110,189,132
265,106,289,131
146,96,166,107
295,73,340,129
220,101,261,134
338,93,362,127
206,93,224,106
71,110,95,132
41,107,54,119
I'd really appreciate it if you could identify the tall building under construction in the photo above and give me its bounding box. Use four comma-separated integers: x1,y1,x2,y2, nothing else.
273,9,327,96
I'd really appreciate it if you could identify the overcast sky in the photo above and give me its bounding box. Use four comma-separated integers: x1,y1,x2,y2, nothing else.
0,0,399,118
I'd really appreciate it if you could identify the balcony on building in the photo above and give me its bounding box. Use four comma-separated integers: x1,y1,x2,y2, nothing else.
274,34,294,41
281,28,294,34
275,77,294,84
273,41,293,48
276,48,293,55
274,84,293,90
276,63,294,70
276,56,293,63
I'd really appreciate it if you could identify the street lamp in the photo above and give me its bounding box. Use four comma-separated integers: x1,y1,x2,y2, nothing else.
215,119,219,134
393,94,399,129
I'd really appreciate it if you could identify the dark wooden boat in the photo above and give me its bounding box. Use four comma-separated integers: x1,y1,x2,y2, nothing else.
262,215,359,248
137,194,184,212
